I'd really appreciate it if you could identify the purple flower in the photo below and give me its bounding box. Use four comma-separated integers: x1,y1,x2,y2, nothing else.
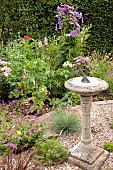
66,27,80,37
73,11,82,19
75,22,80,28
57,6,62,14
29,131,33,135
73,11,84,23
69,19,75,25
64,5,71,15
58,16,62,28
18,136,21,140
36,117,41,122
33,129,37,133
30,126,33,129
10,143,16,149
6,143,10,147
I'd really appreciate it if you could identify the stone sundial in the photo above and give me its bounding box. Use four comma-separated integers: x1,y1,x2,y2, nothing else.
64,71,109,170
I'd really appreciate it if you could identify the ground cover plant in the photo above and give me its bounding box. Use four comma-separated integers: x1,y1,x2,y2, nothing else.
0,100,44,156
103,143,113,153
33,139,69,165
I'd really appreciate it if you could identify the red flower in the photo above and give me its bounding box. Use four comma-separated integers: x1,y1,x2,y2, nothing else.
24,35,31,40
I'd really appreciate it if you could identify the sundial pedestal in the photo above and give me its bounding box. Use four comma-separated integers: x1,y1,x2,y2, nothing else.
65,77,110,170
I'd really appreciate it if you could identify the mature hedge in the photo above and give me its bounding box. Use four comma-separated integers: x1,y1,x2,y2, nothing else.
0,0,59,43
74,0,113,53
1,0,113,52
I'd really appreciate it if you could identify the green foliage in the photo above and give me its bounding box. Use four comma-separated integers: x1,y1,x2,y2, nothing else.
89,52,113,93
109,122,113,129
5,37,49,111
62,91,80,106
0,103,44,155
50,105,81,135
74,0,113,53
33,139,68,165
89,53,110,79
103,142,113,152
1,0,59,44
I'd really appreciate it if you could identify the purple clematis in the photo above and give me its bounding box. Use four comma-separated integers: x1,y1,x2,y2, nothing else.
66,27,80,37
58,16,62,28
64,4,71,15
57,6,62,14
73,11,84,23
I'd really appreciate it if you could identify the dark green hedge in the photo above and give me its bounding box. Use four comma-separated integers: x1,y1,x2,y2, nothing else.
72,0,113,53
1,0,113,53
0,0,59,43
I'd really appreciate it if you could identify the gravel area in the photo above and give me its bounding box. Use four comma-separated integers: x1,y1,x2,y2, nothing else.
39,100,113,170
0,100,113,170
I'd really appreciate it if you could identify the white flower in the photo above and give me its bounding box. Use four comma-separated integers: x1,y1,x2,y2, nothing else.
44,37,48,45
63,61,73,68
38,40,42,47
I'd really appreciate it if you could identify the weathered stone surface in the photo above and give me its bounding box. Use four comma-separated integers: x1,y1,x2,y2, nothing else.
65,76,109,170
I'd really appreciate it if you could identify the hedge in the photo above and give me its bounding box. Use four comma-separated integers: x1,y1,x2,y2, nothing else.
1,0,113,53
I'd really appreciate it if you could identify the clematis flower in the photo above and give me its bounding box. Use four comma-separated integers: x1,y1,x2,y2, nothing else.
24,35,30,40
66,27,80,37
64,5,72,15
58,16,62,28
57,6,62,14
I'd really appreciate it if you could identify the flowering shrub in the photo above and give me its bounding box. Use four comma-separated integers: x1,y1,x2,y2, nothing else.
63,56,91,76
0,99,33,116
55,4,91,67
0,102,44,155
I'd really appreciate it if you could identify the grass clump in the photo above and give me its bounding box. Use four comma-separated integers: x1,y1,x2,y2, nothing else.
50,105,81,136
33,139,68,165
103,142,113,152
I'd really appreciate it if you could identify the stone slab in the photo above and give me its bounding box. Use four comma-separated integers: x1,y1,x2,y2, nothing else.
68,146,109,170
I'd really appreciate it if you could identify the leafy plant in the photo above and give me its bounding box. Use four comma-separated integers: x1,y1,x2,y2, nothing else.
61,91,80,105
89,52,110,79
50,105,81,135
33,139,69,165
5,37,49,111
103,142,113,152
109,122,113,129
0,105,44,155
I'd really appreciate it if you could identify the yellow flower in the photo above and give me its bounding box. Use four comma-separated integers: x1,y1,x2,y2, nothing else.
17,131,21,135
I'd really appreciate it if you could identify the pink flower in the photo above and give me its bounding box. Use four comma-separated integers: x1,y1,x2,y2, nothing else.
24,35,31,40
10,143,16,149
22,71,27,79
29,131,33,135
1,66,12,77
33,129,37,133
18,136,21,140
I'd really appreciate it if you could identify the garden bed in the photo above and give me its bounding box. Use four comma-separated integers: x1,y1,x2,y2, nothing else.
0,100,113,170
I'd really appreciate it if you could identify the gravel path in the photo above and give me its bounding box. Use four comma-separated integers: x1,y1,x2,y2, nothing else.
39,100,113,170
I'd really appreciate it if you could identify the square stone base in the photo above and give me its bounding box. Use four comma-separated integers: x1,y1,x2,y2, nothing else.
68,142,110,170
